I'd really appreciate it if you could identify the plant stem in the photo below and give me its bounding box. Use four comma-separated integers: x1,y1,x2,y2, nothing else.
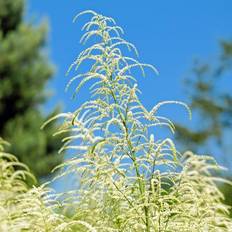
110,88,150,232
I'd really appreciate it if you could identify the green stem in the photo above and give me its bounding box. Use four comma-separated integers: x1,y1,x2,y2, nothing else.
110,88,150,232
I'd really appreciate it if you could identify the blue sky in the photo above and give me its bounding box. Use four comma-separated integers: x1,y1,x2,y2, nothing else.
26,0,232,189
26,0,232,113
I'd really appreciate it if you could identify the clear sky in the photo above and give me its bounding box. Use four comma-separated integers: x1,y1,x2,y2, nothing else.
26,1,232,188
26,0,232,112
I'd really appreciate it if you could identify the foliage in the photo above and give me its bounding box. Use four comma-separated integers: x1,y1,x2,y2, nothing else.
174,41,232,164
0,0,63,179
0,9,232,232
219,178,232,218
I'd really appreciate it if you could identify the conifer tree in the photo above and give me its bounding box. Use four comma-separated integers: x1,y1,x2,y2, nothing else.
0,0,63,179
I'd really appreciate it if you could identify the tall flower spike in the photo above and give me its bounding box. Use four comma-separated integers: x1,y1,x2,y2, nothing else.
44,11,232,231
